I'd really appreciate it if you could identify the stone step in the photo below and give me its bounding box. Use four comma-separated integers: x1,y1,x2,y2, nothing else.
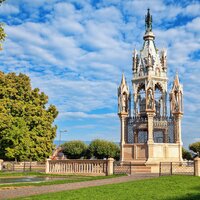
122,160,147,166
132,166,151,169
131,166,151,172
131,169,151,173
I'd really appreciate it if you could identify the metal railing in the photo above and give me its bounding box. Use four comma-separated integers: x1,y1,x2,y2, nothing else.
113,161,132,175
159,161,194,176
2,161,45,172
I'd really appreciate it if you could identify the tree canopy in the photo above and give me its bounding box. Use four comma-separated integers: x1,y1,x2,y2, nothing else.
189,141,200,155
182,147,192,160
62,140,87,159
0,72,58,161
88,139,120,160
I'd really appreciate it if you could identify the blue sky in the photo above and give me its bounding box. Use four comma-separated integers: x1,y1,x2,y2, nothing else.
0,0,199,148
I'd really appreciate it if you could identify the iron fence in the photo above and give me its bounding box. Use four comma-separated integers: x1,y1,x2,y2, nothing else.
113,161,131,175
2,161,45,172
159,161,194,176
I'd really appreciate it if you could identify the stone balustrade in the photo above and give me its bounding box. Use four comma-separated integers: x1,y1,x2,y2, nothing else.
45,158,114,176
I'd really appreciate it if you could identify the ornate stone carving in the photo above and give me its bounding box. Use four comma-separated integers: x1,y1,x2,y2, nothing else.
160,50,167,69
122,93,128,112
147,88,154,109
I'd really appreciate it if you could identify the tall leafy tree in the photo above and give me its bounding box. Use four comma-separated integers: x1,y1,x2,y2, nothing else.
0,72,58,161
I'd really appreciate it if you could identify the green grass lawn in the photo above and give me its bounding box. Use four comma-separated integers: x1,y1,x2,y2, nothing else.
17,176,200,200
0,171,123,188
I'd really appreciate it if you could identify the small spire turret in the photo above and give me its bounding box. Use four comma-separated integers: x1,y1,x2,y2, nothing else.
118,73,129,114
170,72,183,114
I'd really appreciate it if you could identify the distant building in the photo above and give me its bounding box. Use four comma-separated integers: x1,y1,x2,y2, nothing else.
118,9,183,172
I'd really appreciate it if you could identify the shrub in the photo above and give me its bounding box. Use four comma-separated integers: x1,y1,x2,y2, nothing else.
182,147,192,160
61,140,87,159
88,139,120,160
189,141,200,154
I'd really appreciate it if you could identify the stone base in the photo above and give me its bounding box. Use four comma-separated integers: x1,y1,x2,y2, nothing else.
122,143,182,163
121,142,183,173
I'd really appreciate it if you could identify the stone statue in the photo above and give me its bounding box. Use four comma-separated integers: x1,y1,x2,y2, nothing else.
160,50,167,69
122,93,127,112
147,88,153,109
148,53,152,66
174,91,179,112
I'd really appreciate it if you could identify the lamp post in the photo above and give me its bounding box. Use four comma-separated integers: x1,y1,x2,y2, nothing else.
59,130,68,146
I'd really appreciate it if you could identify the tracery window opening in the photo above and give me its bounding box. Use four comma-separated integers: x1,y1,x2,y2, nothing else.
153,130,164,143
138,130,148,143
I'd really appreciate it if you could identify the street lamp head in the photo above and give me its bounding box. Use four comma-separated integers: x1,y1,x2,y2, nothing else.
60,130,68,133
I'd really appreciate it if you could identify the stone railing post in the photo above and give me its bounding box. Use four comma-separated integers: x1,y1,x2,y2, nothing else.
107,158,114,176
0,159,3,171
194,157,200,176
45,159,50,173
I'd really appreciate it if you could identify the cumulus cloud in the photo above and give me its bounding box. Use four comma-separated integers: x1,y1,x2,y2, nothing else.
0,3,19,15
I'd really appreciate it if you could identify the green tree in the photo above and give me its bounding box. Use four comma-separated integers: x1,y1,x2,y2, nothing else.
88,139,120,160
0,72,58,161
182,147,192,160
62,140,87,159
189,141,200,156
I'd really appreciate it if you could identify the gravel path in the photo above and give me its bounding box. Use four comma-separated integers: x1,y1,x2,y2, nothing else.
0,173,159,199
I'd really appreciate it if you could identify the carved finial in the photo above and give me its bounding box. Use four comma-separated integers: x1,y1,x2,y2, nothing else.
145,8,152,33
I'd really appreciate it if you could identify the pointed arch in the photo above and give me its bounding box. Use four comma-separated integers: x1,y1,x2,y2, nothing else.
154,82,163,93
137,83,145,93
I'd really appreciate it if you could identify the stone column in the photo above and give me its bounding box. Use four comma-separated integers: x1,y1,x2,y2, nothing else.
164,129,168,143
119,113,127,162
45,159,50,173
146,111,155,163
0,160,3,171
147,112,154,143
107,158,114,176
194,157,200,176
175,115,182,143
134,131,138,143
174,114,183,162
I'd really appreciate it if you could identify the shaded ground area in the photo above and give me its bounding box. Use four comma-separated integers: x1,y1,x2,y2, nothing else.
0,174,158,199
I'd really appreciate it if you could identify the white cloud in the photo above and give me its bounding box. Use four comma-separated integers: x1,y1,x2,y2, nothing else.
0,3,19,15
185,3,200,17
59,112,116,119
186,17,200,32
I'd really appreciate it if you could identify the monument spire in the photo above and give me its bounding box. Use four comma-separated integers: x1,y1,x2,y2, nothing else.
143,8,155,41
145,8,152,33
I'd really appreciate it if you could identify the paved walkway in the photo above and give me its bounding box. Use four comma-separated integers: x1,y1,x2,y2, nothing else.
0,173,159,199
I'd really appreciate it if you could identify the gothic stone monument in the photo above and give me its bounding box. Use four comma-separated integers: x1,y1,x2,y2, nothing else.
118,9,183,173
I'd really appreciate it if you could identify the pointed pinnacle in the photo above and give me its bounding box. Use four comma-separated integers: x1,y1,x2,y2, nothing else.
121,73,126,85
